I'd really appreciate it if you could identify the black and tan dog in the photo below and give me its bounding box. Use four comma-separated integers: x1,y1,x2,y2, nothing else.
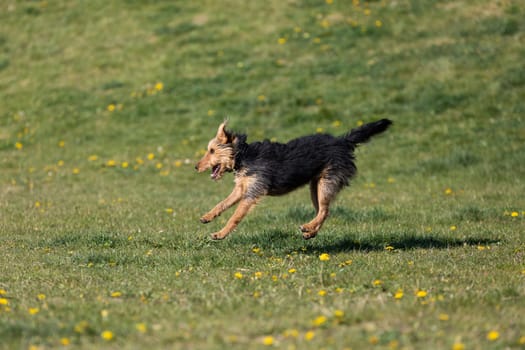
195,119,392,240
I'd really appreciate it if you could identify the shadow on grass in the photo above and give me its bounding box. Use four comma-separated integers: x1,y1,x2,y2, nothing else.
233,229,501,254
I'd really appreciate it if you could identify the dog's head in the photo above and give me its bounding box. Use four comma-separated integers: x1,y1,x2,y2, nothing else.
195,122,237,180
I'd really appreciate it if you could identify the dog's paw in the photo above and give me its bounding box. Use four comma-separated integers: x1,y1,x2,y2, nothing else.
210,232,226,240
200,215,212,224
300,225,318,240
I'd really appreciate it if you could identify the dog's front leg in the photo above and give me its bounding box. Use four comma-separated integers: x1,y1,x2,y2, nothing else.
211,198,256,240
200,185,243,223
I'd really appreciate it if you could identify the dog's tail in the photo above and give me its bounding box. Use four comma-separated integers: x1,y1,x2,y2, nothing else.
344,119,392,145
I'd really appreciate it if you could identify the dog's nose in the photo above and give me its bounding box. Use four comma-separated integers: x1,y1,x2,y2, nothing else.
194,164,198,171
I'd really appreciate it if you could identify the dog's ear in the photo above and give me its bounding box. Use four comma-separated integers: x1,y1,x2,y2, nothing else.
216,121,233,144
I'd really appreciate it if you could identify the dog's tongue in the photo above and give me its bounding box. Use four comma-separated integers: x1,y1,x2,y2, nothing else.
211,165,220,179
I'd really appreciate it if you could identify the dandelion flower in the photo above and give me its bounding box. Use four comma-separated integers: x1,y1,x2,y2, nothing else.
450,225,457,231
28,307,39,315
444,188,453,195
319,253,330,261
101,330,114,341
136,323,147,333
313,315,327,326
288,268,296,274
369,335,379,345
416,290,428,298
452,342,465,350
58,140,65,148
373,279,382,286
334,310,344,318
106,160,116,167
0,298,8,305
147,153,155,160
60,338,70,346
15,142,23,150
487,330,500,341
257,95,267,102
234,272,243,279
304,331,315,341
174,160,182,167
155,82,164,91
277,37,287,45
207,109,215,117
110,291,122,298
439,313,450,321
511,211,519,217
262,336,274,346
318,290,327,296
72,168,80,175
107,104,116,112
375,20,383,27
37,293,46,301
88,155,98,161
121,161,129,168
326,0,333,4
394,290,404,299
254,271,263,279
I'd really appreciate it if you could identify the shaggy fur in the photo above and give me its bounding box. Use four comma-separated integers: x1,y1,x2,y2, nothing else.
195,119,392,240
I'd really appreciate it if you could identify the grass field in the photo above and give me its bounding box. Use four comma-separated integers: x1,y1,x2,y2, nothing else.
1,0,524,349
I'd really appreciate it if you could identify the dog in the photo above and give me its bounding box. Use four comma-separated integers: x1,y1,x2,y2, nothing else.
195,119,392,240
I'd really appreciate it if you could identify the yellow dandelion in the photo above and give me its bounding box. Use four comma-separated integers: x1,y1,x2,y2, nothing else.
155,82,164,91
283,329,299,338
416,290,428,298
58,140,65,148
147,153,155,160
156,162,163,169
262,336,274,346
165,208,174,214
385,245,395,251
318,290,327,296
357,120,364,126
121,161,129,168
331,120,341,128
234,272,243,279
387,177,395,183
450,225,457,231
334,309,344,318
88,155,98,161
174,160,182,167
254,271,263,279
110,291,122,298
57,160,64,167
519,336,525,345
452,342,465,350
320,19,330,28
28,307,39,315
136,323,147,333
60,337,70,346
37,293,46,301
106,160,116,167
107,104,116,112
207,109,215,117
304,331,315,341
101,330,114,341
487,330,500,341
373,279,382,286
0,289,6,295
364,9,371,16
252,247,260,254
288,268,296,274
313,37,321,44
375,20,383,27
277,37,287,45
326,0,333,4
439,313,450,321
511,211,519,217
0,298,8,305
15,142,23,150
319,253,330,261
257,95,267,102
369,335,379,345
313,315,327,326
444,188,453,195
253,291,261,298
72,168,80,175
394,290,404,299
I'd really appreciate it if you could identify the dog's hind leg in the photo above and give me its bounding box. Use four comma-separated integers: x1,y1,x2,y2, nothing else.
301,176,342,239
309,179,319,214
211,198,257,240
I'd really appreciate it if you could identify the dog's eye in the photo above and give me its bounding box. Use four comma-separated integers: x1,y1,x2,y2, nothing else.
209,148,215,154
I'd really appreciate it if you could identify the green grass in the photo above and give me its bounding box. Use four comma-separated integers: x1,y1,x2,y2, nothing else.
1,0,524,349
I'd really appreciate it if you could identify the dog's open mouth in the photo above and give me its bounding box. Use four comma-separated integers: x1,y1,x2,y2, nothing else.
211,164,221,180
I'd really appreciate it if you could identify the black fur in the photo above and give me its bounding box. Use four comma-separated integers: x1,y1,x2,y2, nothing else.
232,119,392,199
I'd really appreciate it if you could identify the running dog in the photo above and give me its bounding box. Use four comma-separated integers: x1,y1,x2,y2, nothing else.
195,119,392,240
